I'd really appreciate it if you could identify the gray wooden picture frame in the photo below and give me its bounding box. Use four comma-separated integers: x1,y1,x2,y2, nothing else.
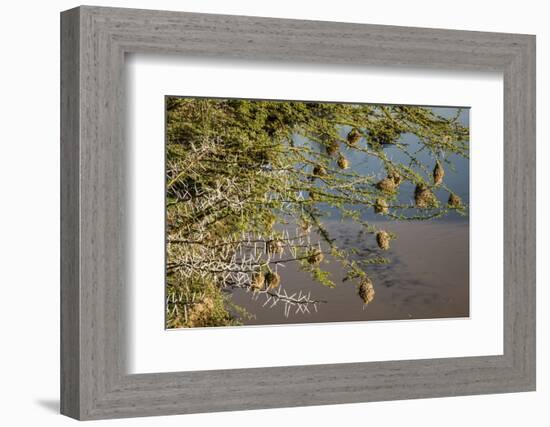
60,5,536,421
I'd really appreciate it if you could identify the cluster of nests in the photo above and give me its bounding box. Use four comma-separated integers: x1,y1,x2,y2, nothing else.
267,239,325,264
369,130,399,146
348,126,401,147
373,169,402,215
250,270,281,291
315,132,463,214
310,157,346,177
313,127,364,176
374,159,463,214
375,169,403,194
263,233,392,307
317,141,352,175
256,242,324,291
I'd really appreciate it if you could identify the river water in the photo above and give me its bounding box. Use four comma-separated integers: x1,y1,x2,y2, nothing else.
227,219,469,325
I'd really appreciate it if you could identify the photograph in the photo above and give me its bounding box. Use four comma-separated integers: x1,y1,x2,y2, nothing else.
165,97,470,328
51,3,536,421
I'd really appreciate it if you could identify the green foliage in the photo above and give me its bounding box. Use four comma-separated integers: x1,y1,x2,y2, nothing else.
165,98,469,327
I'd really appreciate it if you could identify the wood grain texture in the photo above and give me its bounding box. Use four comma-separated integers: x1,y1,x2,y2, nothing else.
60,5,536,420
60,7,80,419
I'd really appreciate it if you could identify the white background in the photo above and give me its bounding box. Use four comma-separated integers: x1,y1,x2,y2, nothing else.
0,1,547,426
128,57,503,373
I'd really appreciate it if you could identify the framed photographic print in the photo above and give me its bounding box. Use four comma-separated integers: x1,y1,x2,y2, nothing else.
163,97,471,329
61,5,536,420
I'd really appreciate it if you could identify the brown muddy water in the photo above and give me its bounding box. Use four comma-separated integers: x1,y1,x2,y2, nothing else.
227,220,469,325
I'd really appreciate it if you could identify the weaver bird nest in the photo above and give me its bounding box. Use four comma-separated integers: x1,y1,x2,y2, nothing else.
265,271,281,289
414,184,438,208
387,169,403,185
347,128,362,146
374,198,389,214
376,230,391,250
312,164,328,178
267,239,285,255
448,192,462,208
307,248,324,265
337,154,349,170
250,272,265,291
325,140,339,156
358,277,375,305
376,177,397,193
433,160,445,186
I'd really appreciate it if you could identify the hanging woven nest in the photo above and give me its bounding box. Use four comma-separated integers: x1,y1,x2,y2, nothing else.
325,140,339,156
358,276,375,305
265,271,281,289
374,198,389,214
414,184,438,208
347,128,361,146
266,239,284,255
376,177,397,193
250,272,265,291
376,230,391,250
307,248,324,265
447,192,462,208
388,169,403,185
337,154,349,169
312,164,328,178
433,160,445,186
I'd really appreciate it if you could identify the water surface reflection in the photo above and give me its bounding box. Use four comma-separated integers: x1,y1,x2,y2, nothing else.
228,220,469,325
